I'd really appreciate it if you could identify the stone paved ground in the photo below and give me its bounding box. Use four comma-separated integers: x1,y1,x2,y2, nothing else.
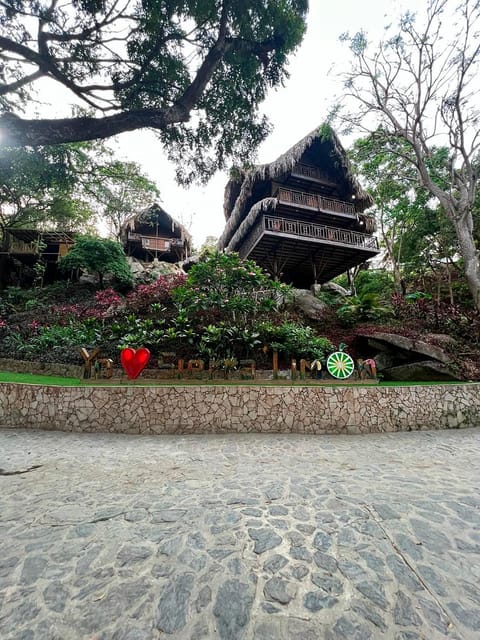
0,428,479,640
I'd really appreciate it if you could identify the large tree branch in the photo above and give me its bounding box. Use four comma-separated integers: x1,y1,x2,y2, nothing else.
0,70,44,96
0,0,281,147
0,108,186,146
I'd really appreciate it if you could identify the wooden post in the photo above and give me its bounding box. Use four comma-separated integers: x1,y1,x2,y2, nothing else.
177,358,184,378
291,359,297,381
272,350,279,380
300,359,307,380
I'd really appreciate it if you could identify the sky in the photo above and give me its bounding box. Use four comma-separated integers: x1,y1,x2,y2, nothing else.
106,0,421,248
25,0,422,248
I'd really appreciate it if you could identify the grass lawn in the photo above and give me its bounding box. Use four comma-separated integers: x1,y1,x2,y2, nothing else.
0,371,476,387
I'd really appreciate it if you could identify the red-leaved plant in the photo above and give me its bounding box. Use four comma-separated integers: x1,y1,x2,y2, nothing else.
126,274,186,313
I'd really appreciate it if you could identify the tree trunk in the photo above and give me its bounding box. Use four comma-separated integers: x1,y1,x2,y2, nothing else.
446,263,454,306
454,218,480,311
380,215,403,293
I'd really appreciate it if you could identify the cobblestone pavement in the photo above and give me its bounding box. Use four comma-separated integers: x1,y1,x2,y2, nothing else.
1,428,479,640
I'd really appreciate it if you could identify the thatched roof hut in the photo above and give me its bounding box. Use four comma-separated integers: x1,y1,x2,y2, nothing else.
122,203,191,262
218,124,374,253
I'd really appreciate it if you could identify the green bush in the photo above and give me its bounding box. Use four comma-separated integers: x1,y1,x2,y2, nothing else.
0,286,35,313
258,321,333,360
355,270,395,298
337,293,392,325
198,324,261,361
334,270,395,300
60,235,133,289
1,321,100,362
173,251,291,325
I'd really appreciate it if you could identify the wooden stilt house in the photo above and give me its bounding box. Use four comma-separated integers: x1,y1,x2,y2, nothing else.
121,204,191,263
2,229,76,285
217,125,379,287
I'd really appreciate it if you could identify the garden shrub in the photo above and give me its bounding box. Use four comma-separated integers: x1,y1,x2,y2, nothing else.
258,321,334,360
173,251,291,325
337,293,392,325
126,274,187,314
59,235,133,288
334,270,395,300
0,321,100,362
198,324,261,361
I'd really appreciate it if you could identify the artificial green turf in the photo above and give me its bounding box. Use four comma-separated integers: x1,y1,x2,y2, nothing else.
0,371,476,387
0,371,84,386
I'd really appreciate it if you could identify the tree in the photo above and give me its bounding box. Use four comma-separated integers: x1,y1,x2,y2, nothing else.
91,161,160,240
336,0,480,310
0,144,95,235
59,236,133,288
350,133,447,294
173,251,289,324
0,0,308,182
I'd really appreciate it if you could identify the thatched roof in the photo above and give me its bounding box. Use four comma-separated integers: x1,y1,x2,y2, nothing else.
122,203,192,245
218,124,373,251
225,197,278,253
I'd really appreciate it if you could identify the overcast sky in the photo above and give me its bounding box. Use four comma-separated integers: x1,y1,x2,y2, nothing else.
27,0,422,247
106,0,424,248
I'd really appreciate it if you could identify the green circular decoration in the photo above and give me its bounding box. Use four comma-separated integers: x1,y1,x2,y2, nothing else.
327,351,355,379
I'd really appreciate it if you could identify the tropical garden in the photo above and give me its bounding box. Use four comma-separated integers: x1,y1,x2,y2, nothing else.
0,0,479,381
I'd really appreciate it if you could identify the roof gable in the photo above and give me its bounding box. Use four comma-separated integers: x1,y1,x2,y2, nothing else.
219,124,373,251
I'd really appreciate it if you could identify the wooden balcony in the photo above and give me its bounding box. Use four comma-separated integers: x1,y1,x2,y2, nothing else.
276,187,356,217
238,215,379,286
240,215,379,259
7,239,40,255
290,163,336,186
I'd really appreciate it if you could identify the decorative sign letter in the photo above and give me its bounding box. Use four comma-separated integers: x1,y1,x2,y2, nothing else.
120,347,151,379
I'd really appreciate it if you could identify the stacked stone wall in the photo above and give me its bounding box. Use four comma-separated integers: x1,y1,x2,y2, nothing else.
0,382,479,434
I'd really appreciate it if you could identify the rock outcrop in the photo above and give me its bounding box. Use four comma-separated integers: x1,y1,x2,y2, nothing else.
355,332,460,381
127,257,185,284
293,290,328,320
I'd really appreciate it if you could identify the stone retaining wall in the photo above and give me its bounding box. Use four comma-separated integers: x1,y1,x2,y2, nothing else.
0,382,479,435
0,358,83,378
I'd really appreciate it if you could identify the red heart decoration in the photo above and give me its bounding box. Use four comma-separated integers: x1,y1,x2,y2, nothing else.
120,347,151,379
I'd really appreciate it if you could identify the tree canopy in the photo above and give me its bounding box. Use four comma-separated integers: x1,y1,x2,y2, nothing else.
0,0,308,182
0,141,160,240
350,133,455,294
336,0,480,310
86,160,160,240
59,235,133,288
0,143,96,234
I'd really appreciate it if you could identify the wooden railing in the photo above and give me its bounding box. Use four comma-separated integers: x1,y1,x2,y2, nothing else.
277,187,356,216
291,163,335,185
264,216,379,251
8,239,39,255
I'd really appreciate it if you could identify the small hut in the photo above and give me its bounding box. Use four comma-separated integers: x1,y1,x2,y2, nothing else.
121,204,191,263
217,125,379,287
2,228,76,285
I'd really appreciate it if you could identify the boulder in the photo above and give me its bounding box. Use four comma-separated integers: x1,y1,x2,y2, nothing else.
423,333,458,348
355,331,461,381
320,281,350,297
384,360,460,382
127,257,146,276
127,257,185,284
293,289,328,320
181,255,200,272
372,351,395,372
78,273,98,285
356,332,453,365
148,259,184,279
